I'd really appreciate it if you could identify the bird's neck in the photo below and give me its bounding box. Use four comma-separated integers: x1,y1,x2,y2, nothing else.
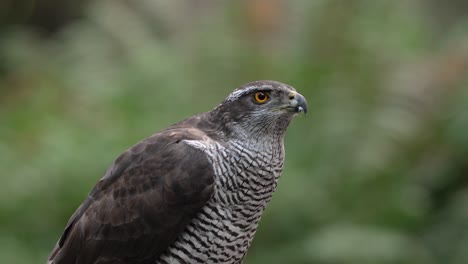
205,108,293,144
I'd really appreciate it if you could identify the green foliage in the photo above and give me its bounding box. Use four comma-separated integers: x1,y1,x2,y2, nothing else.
0,1,467,263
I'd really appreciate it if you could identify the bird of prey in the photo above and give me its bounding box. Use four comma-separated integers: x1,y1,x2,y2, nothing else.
48,80,308,264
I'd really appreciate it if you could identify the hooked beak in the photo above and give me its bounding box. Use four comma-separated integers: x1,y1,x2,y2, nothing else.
288,92,308,114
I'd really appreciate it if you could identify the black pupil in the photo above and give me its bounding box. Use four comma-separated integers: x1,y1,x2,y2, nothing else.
257,93,266,100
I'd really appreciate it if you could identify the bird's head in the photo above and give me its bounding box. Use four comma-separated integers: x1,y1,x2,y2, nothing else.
210,80,308,139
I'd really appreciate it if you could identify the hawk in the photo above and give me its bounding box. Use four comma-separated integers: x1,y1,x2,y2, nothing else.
48,80,308,264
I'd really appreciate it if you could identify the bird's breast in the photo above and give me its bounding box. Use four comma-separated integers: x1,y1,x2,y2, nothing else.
157,141,284,264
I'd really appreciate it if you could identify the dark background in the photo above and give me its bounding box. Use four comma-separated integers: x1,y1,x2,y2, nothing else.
0,1,467,263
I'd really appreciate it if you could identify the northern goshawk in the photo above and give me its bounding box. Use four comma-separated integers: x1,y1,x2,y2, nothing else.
48,80,308,264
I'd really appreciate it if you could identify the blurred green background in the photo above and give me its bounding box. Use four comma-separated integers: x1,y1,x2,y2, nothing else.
1,0,468,263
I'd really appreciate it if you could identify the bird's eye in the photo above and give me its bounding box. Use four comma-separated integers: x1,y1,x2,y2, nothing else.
254,92,269,103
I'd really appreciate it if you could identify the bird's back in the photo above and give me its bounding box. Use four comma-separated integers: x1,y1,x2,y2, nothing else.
48,114,217,264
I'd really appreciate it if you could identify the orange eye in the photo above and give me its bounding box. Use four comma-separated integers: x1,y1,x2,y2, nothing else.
254,92,269,103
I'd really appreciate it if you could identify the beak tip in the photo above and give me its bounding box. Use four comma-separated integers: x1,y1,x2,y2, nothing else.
295,93,308,115
287,92,308,115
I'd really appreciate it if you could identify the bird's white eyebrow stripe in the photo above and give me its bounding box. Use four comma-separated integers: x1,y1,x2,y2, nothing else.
224,82,297,102
225,85,272,102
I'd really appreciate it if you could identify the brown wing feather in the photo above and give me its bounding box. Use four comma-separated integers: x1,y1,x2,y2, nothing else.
48,127,215,264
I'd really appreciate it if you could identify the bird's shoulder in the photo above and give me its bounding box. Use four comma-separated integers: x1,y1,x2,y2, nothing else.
94,112,219,195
